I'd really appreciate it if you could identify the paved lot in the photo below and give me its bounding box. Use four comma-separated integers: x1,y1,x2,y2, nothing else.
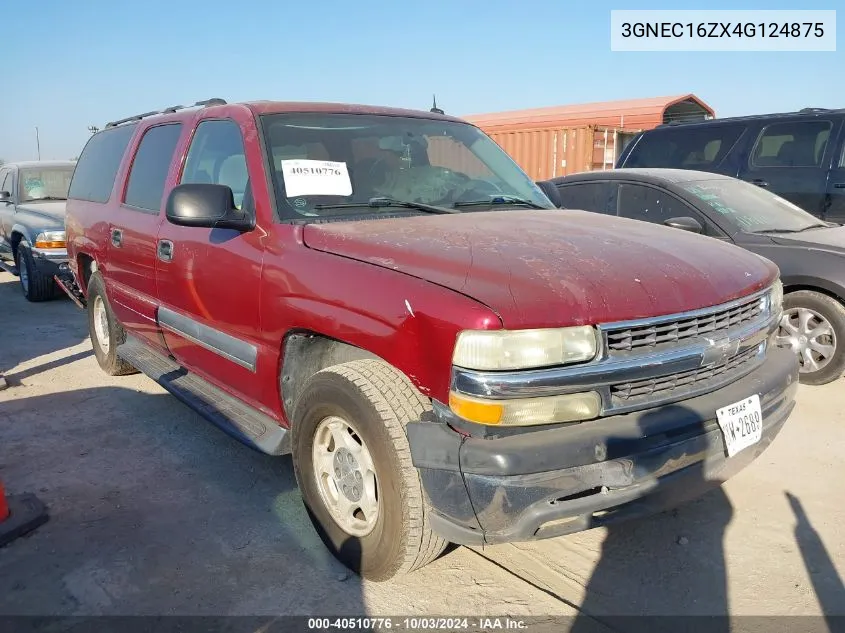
1,271,843,623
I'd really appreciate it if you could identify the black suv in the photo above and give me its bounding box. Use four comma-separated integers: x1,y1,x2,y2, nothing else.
616,108,845,222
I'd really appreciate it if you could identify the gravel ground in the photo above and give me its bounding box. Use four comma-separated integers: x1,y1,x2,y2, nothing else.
0,271,842,625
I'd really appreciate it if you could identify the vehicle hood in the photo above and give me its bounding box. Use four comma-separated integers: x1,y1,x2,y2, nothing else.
303,210,778,329
15,201,67,223
770,225,845,252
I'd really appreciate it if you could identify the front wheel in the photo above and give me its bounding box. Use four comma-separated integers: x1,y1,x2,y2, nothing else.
16,243,59,302
291,359,447,581
776,290,845,385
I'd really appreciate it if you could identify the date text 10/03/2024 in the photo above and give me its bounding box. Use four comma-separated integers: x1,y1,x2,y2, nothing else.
307,618,528,630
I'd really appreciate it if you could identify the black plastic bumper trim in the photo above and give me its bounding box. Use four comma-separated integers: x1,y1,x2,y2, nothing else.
408,347,798,545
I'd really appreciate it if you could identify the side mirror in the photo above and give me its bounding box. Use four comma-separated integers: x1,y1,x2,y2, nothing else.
165,184,253,231
664,216,703,233
0,191,11,203
535,180,562,208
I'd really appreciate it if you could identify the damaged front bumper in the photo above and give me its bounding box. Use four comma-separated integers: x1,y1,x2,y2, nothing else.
406,346,798,546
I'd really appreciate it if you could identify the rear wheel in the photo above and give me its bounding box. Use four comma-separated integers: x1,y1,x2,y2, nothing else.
15,243,59,302
776,290,845,385
86,272,137,376
291,359,447,581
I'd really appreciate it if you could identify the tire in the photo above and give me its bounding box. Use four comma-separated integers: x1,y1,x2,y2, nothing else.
15,243,59,302
777,290,845,386
291,359,447,581
86,272,137,376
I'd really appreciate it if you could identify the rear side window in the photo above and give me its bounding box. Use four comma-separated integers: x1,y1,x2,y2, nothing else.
124,124,183,212
558,182,617,214
751,121,832,168
69,125,137,203
617,183,691,224
624,125,744,169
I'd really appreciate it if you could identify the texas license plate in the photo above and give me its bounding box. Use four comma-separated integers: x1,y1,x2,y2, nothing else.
715,394,763,457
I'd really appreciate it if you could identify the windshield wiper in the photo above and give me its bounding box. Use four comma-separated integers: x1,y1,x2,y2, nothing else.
25,196,67,202
754,223,831,234
453,195,546,209
314,197,458,215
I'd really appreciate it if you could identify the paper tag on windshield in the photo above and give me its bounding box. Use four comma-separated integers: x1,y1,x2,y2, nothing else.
280,159,352,197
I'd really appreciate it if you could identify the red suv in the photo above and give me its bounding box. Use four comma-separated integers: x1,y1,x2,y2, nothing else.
61,98,797,581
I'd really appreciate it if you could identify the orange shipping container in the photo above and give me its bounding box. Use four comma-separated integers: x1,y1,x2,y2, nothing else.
466,94,715,180
484,126,643,180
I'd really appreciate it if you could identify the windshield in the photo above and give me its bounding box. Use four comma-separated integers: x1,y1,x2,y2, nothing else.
680,178,828,233
259,113,553,219
19,166,75,203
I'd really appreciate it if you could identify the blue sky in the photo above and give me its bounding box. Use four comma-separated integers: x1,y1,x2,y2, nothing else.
3,0,840,161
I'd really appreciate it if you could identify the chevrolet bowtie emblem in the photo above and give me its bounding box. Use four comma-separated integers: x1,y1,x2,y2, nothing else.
701,337,741,367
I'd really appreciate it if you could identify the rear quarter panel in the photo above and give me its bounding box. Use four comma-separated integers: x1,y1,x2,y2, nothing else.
65,201,109,289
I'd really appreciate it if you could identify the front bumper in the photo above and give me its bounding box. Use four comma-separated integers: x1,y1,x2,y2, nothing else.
407,346,798,545
31,247,67,274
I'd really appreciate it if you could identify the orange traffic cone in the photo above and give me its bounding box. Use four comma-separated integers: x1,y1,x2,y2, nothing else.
0,479,48,547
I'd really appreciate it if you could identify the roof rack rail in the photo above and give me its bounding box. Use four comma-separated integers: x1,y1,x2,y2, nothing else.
104,98,228,128
195,98,227,107
799,107,830,113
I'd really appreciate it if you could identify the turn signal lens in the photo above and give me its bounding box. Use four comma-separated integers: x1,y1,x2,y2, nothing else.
449,391,601,426
34,231,66,250
449,392,504,425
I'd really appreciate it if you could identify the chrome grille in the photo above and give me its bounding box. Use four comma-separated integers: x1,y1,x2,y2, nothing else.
611,343,762,403
605,294,764,353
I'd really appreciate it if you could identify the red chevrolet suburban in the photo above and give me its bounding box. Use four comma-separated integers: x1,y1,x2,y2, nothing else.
61,98,797,581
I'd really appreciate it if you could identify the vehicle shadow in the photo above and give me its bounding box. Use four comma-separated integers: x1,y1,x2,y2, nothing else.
0,273,88,376
566,403,757,633
0,385,365,618
785,492,845,621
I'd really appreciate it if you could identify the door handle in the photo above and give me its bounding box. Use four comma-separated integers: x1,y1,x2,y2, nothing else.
157,239,174,262
751,179,769,187
834,183,845,189
111,228,123,247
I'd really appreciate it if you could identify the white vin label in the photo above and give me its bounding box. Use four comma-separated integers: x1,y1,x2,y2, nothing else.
281,159,352,197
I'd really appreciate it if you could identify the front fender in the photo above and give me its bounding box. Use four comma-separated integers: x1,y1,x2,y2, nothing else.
781,273,845,301
261,246,502,409
10,224,34,247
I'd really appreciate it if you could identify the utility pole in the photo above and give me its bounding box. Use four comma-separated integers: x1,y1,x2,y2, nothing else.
35,127,41,160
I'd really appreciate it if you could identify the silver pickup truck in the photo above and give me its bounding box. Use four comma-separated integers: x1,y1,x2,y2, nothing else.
0,160,76,301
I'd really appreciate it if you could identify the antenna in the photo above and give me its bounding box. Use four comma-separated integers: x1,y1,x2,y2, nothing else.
430,95,444,115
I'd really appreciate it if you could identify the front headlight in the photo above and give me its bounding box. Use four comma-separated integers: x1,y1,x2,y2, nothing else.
452,326,598,371
34,230,66,249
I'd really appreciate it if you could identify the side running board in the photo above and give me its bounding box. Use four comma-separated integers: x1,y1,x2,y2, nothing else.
117,335,290,456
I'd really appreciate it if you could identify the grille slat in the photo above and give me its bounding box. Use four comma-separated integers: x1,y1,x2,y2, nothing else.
606,295,763,352
612,345,761,402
